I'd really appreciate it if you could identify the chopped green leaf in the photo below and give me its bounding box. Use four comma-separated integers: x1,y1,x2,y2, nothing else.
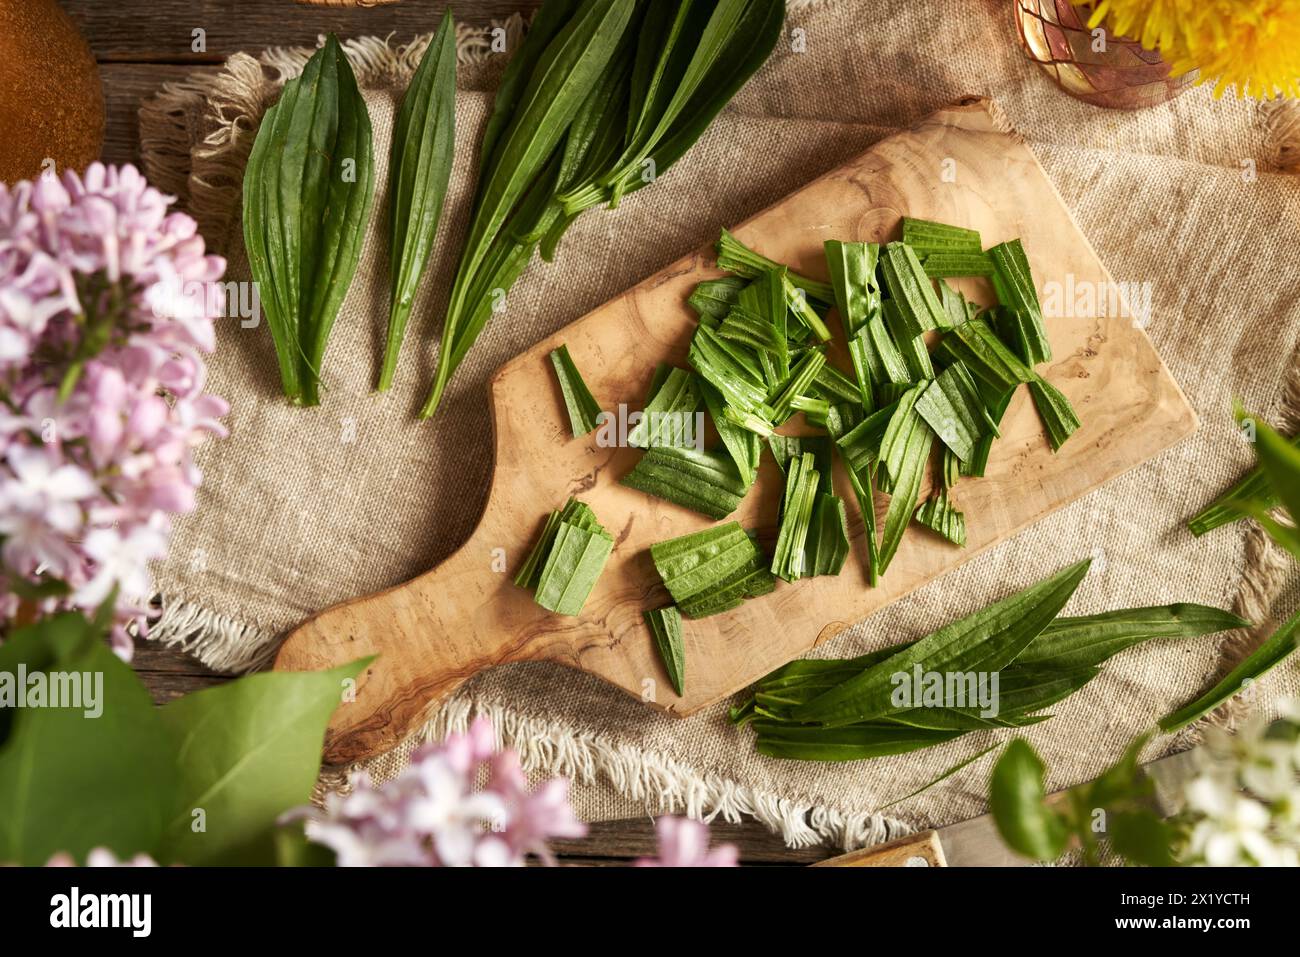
922,251,994,278
915,361,989,463
535,519,614,615
715,227,834,305
987,239,1050,364
915,488,966,546
549,344,603,436
881,301,934,381
621,445,749,519
1028,374,1080,450
650,522,760,605
628,367,701,448
879,242,946,337
901,217,982,254
645,606,685,696
824,239,880,335
687,276,748,321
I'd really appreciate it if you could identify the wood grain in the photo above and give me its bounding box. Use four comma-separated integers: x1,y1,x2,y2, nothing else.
812,831,946,867
273,98,1197,766
63,0,539,63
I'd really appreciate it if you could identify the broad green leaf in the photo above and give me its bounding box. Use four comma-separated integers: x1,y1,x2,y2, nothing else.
0,614,174,865
157,658,370,864
989,739,1069,861
242,35,376,405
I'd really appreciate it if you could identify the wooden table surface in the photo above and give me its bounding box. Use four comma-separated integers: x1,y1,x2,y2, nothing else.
73,0,834,866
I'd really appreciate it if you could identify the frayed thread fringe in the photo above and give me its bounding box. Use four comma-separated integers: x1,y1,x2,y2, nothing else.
138,16,527,251
149,596,281,674
314,695,914,852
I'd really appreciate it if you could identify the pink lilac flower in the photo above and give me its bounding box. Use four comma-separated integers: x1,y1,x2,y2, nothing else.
635,816,740,868
285,717,588,867
0,164,228,654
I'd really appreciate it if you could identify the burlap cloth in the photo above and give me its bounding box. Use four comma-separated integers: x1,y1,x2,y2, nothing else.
140,0,1300,848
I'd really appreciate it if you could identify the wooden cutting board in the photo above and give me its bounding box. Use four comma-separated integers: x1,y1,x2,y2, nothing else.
274,98,1196,766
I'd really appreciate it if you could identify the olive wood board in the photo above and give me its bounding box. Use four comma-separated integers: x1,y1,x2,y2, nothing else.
274,98,1196,766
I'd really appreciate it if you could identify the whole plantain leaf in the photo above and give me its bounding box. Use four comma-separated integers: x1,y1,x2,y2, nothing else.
792,559,1091,727
380,14,457,391
242,35,375,406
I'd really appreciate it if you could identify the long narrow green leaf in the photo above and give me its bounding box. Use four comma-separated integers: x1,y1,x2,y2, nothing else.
792,560,1091,726
1018,604,1249,670
1188,431,1300,536
380,16,456,391
1159,606,1300,733
423,0,636,419
300,38,376,406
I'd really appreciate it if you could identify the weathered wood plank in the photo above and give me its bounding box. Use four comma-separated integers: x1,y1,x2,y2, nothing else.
65,0,541,64
100,64,213,168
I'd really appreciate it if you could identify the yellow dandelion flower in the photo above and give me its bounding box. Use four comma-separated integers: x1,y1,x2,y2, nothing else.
1079,0,1300,97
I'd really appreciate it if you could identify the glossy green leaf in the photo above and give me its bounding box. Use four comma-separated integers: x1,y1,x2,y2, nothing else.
793,560,1090,726
158,658,369,864
651,521,759,604
987,239,1050,364
989,739,1069,861
380,15,457,391
1017,604,1249,670
622,445,749,519
1159,605,1300,733
243,35,376,405
0,614,174,865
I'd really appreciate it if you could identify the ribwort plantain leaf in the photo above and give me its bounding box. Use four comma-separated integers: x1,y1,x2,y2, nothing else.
380,15,457,391
242,35,375,406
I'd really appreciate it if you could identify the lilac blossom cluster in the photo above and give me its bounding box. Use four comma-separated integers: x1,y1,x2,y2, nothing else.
288,718,589,866
0,164,228,655
287,717,741,867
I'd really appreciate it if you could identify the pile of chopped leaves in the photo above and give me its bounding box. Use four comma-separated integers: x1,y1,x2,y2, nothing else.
521,219,1083,697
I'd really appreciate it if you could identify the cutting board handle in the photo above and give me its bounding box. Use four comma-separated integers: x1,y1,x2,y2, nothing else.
273,523,541,766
